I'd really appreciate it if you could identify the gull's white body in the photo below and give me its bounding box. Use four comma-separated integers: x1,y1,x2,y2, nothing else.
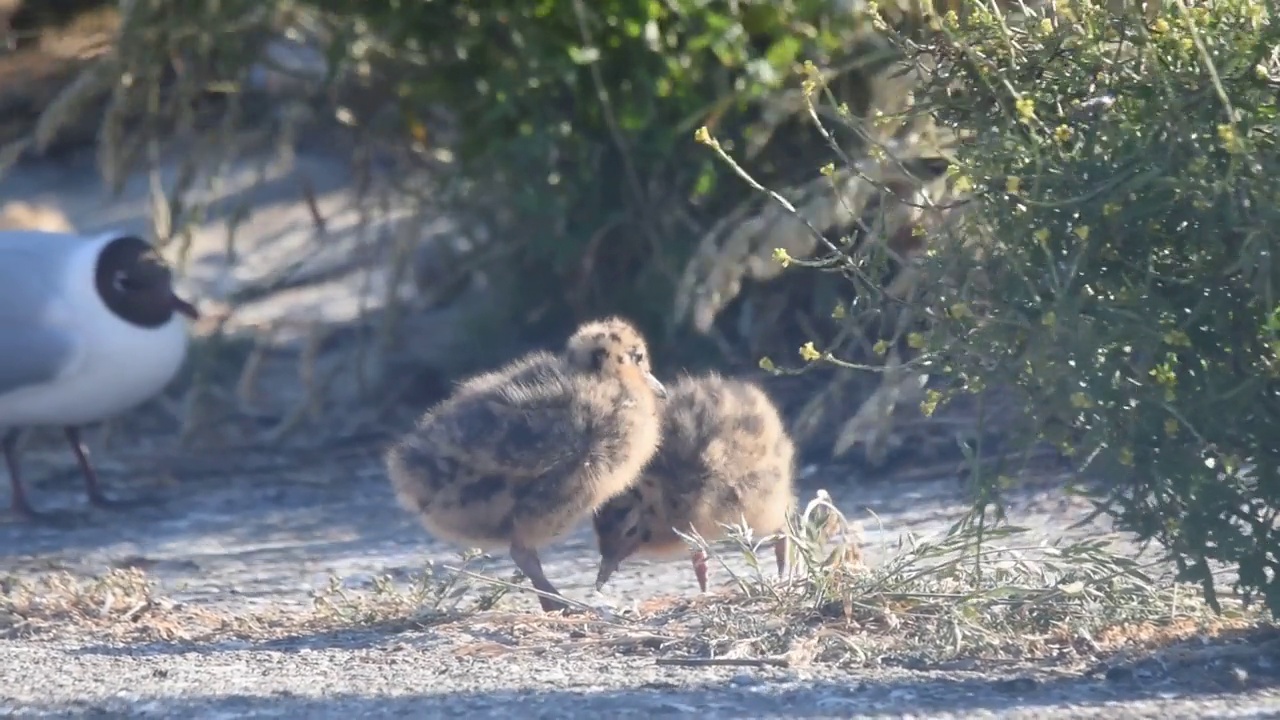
0,230,191,428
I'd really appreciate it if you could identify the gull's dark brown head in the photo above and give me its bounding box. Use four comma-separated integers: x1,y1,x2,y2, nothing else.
95,235,199,329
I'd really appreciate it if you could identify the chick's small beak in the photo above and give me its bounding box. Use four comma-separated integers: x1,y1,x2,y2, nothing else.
595,557,621,591
644,371,668,399
171,293,200,320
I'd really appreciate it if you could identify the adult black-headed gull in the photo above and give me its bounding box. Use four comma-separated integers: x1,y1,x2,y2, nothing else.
0,229,200,523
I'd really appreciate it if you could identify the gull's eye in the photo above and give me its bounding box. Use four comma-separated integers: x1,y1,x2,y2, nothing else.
112,271,137,292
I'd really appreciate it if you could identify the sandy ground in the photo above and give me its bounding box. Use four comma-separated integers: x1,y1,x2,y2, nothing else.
0,135,1277,717
2,458,1279,719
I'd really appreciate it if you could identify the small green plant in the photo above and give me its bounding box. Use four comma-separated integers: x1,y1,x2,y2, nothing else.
673,491,1267,666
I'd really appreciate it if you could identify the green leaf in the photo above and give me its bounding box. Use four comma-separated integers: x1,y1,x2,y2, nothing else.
567,45,601,65
764,35,802,71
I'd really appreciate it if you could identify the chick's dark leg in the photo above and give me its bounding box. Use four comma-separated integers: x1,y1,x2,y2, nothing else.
691,549,709,593
509,541,569,612
65,426,157,509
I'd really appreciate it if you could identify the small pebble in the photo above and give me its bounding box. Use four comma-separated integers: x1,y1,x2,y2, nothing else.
994,677,1039,693
1105,666,1134,683
642,680,678,690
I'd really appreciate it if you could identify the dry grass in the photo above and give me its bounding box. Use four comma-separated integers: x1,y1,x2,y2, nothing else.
648,492,1271,669
0,568,231,642
308,549,517,628
6,490,1271,677
294,491,1279,672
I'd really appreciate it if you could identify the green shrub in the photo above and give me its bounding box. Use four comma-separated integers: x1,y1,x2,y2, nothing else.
301,0,876,345
893,1,1280,613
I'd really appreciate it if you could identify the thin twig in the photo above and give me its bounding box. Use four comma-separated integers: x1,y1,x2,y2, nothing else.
699,132,850,265
439,564,613,618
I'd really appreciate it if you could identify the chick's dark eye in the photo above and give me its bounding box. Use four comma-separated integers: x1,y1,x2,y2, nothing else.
590,347,609,370
630,349,645,364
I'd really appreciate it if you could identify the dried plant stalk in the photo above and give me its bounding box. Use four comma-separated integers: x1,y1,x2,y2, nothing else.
33,60,117,154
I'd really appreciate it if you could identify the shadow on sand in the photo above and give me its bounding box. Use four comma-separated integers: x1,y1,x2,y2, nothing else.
12,664,1280,719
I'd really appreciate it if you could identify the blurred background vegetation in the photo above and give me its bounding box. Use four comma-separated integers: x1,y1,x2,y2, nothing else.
2,0,1279,612
0,0,972,472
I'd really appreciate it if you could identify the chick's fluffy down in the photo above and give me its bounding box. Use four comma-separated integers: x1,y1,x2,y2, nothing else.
594,373,795,560
388,351,663,548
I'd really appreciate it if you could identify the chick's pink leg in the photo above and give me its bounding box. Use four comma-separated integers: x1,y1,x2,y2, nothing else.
691,549,709,593
774,535,789,580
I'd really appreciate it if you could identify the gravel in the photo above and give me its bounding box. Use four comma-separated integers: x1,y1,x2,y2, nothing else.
4,637,1280,718
3,454,1278,719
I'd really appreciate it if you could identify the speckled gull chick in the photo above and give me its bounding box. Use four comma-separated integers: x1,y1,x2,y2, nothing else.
593,372,797,593
0,229,200,522
386,316,668,612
